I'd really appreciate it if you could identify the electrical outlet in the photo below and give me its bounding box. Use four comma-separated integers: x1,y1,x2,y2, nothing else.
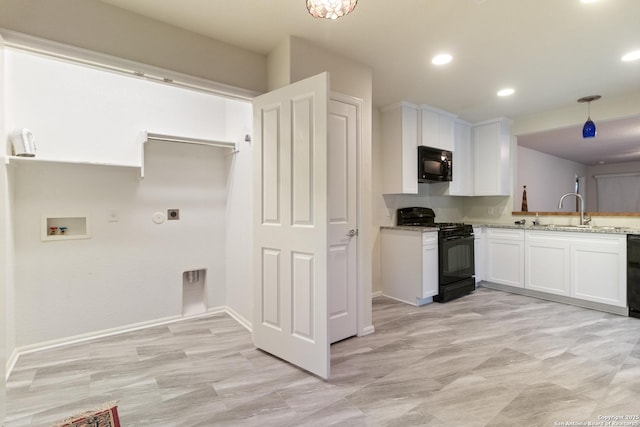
167,209,180,220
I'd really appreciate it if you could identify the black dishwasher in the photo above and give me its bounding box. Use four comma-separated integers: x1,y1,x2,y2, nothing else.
627,235,640,318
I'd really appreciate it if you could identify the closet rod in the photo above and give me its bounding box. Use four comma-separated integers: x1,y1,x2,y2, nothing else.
145,132,238,152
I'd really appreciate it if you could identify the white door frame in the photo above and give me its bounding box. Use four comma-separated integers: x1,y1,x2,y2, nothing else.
330,92,373,338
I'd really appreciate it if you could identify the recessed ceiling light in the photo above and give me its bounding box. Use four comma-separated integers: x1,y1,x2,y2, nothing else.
622,50,640,62
497,88,515,97
432,54,453,65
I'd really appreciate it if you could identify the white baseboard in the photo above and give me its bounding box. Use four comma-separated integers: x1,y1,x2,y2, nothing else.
359,325,375,336
5,306,241,380
224,306,252,332
371,290,383,298
5,349,19,382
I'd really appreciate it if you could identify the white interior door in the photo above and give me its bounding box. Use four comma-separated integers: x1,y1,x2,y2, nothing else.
328,96,359,343
252,73,330,379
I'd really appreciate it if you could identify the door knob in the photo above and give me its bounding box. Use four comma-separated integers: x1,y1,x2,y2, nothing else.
346,229,358,237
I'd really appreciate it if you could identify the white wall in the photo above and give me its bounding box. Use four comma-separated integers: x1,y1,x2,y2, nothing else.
517,146,587,212
223,101,254,325
7,49,252,348
0,34,8,421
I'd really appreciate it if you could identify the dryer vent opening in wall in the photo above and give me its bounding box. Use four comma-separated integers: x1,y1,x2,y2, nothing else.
183,269,206,316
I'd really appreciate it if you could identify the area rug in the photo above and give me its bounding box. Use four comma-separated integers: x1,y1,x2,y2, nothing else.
51,402,120,427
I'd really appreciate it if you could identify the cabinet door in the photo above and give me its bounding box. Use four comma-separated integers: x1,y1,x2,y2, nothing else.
420,108,455,151
381,229,423,305
472,119,511,196
422,233,439,298
382,103,418,194
486,229,524,288
571,236,626,307
473,226,484,282
449,121,472,196
525,232,570,296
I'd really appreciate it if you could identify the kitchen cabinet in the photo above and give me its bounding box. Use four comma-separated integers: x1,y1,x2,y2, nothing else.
473,226,485,282
448,120,473,196
381,228,438,306
486,228,628,310
486,228,524,288
472,118,512,196
381,102,419,194
571,234,626,307
525,231,571,296
419,105,456,152
524,231,626,306
422,232,439,298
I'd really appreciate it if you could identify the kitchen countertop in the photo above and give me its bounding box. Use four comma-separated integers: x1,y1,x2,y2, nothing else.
382,224,640,234
473,223,640,234
380,226,439,232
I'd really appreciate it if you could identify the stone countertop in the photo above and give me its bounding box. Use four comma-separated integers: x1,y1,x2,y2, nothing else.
380,226,439,233
473,223,640,235
381,224,640,235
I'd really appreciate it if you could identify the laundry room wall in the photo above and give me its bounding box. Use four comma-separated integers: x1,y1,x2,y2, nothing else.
7,48,252,349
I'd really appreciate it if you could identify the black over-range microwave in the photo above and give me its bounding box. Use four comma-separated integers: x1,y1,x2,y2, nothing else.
418,145,452,183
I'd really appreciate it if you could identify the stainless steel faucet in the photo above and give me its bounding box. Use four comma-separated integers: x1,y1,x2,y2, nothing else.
558,192,590,225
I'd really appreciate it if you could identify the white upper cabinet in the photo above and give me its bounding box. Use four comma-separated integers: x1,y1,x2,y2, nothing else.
448,119,473,196
381,102,419,194
472,118,513,196
381,101,514,197
419,105,456,151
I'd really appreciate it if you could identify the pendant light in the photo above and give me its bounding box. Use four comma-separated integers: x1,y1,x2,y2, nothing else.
306,0,358,20
577,95,601,139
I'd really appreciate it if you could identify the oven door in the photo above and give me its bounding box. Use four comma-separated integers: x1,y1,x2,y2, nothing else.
439,235,475,285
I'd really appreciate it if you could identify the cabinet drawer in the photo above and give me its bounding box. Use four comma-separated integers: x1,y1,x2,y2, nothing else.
486,228,524,241
422,232,438,246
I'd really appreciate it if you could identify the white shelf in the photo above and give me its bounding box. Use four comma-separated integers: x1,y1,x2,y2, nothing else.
6,155,141,170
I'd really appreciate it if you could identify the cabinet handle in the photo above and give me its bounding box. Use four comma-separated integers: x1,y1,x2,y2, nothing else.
347,229,358,237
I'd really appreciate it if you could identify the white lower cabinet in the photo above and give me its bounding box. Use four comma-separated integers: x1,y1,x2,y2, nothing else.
525,232,571,296
570,236,626,307
515,230,626,308
486,228,525,288
473,226,485,282
381,228,438,306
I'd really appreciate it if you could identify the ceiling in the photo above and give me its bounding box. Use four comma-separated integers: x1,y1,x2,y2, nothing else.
100,0,640,164
518,115,640,165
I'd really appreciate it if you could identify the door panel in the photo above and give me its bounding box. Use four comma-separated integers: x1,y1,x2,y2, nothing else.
328,97,358,343
253,73,329,379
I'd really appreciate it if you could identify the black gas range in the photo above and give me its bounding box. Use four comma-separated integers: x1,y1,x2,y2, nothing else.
397,207,476,302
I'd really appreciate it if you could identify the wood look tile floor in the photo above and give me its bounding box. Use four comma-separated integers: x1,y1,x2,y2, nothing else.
5,287,640,426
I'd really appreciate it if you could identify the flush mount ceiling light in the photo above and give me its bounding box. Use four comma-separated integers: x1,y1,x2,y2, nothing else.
306,0,358,20
577,95,601,139
497,88,515,97
432,53,453,65
622,50,640,62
